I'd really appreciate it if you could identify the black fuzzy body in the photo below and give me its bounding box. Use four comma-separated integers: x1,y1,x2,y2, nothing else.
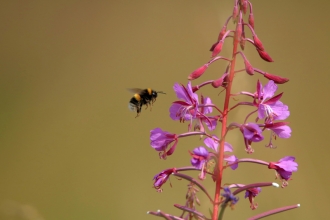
128,88,158,116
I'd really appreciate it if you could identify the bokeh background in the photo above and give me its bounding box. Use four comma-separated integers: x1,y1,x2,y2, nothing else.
0,0,329,219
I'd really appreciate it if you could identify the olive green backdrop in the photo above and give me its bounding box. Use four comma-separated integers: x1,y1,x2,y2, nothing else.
0,0,329,219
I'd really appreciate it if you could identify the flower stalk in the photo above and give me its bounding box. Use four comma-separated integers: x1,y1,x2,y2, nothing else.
146,1,299,220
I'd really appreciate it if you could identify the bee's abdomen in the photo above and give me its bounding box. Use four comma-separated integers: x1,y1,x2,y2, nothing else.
129,96,141,112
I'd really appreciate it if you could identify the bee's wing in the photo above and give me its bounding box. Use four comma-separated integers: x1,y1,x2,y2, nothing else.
127,88,143,94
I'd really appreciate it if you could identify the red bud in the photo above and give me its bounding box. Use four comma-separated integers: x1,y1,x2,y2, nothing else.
212,73,228,88
235,23,242,43
253,35,264,51
256,48,274,62
209,42,217,51
188,64,209,80
264,72,289,84
232,5,239,22
212,78,224,88
241,0,248,14
192,85,199,92
249,13,255,29
240,32,246,50
244,59,254,75
212,41,223,57
218,25,227,41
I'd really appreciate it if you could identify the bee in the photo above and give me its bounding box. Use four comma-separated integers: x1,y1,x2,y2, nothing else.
128,88,166,117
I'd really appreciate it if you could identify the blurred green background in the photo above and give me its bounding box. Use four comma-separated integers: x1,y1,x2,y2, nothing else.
0,0,329,219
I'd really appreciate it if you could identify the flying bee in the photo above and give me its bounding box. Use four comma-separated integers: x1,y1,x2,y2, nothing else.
128,88,166,117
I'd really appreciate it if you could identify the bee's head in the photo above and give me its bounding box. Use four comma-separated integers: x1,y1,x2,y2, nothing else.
152,91,158,98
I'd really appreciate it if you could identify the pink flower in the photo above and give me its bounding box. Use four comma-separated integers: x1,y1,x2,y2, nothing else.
153,168,177,192
170,82,199,121
150,128,178,159
254,80,289,123
268,156,298,187
241,123,264,142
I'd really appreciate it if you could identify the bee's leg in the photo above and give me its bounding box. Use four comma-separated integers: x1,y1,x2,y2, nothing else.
145,99,152,110
135,105,142,118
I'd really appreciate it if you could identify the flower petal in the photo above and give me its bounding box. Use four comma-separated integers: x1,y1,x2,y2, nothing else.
262,80,277,100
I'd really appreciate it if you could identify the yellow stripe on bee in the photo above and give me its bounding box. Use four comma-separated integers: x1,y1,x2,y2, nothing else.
134,94,141,101
147,88,152,95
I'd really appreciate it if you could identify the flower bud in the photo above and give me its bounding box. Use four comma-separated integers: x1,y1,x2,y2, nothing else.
240,31,246,50
212,73,228,88
212,41,223,57
248,13,255,29
209,42,217,52
244,59,254,75
235,23,242,43
264,72,289,84
256,48,274,62
188,64,209,80
232,5,239,23
253,35,264,51
241,0,248,14
218,25,227,41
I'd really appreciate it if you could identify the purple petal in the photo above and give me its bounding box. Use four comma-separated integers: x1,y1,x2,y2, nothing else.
276,160,298,172
150,128,176,151
202,96,213,114
204,117,217,131
270,101,290,120
191,146,208,169
258,104,266,119
262,80,277,100
204,136,219,152
169,103,191,121
242,123,264,142
271,125,291,138
150,139,168,151
169,103,181,120
173,83,190,102
191,158,202,168
277,169,292,181
193,146,209,157
224,155,238,170
150,128,166,141
224,142,233,152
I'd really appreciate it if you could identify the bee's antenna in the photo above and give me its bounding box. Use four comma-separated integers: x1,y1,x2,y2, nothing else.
157,91,166,94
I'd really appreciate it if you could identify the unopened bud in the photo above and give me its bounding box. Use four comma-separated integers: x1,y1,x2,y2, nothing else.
209,42,217,52
212,73,228,88
232,5,239,23
218,25,227,41
256,48,274,62
240,32,246,50
188,64,209,80
253,35,264,51
249,13,255,29
192,85,200,92
235,23,242,43
264,72,289,84
241,0,248,14
244,59,254,75
212,41,224,57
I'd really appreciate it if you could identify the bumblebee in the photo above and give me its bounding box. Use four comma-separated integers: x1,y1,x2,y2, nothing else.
128,88,165,117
